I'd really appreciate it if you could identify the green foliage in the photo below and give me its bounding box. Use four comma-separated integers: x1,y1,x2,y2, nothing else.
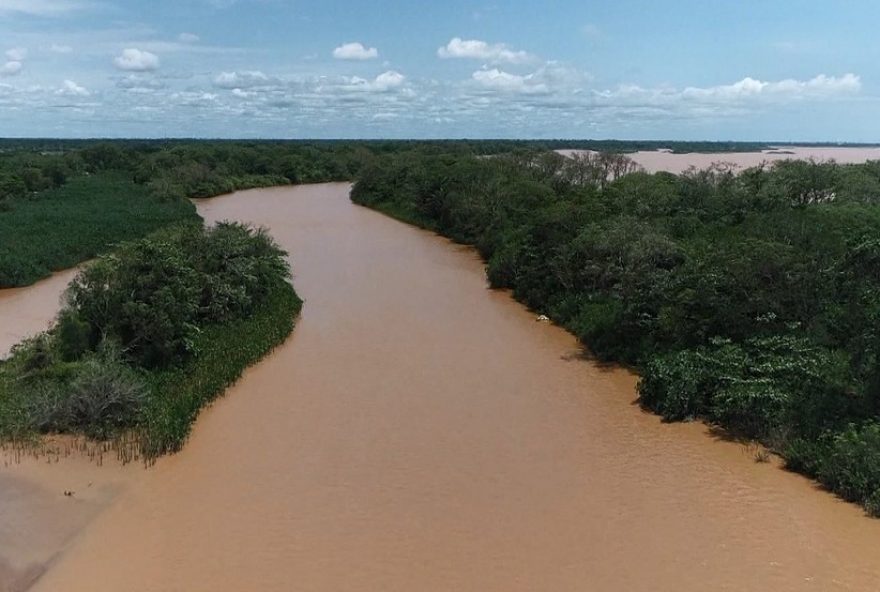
816,423,880,516
0,222,298,458
65,223,289,368
55,311,91,362
0,174,198,287
0,140,376,288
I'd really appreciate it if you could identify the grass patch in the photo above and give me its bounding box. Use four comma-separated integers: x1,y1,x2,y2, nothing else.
0,173,199,287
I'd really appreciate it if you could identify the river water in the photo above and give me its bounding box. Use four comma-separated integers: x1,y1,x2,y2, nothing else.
557,146,880,174
0,269,78,360
2,183,879,591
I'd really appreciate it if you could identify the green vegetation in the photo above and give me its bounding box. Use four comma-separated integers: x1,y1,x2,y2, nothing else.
0,141,372,287
352,150,880,516
0,222,300,459
3,138,878,287
0,174,199,287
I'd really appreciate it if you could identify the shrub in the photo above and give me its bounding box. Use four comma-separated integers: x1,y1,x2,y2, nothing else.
817,423,880,511
21,345,147,439
55,311,92,362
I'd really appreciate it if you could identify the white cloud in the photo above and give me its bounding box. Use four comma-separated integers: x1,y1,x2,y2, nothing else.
438,38,534,64
56,79,89,96
113,48,160,72
344,70,405,92
681,73,861,102
332,42,379,60
178,33,200,43
6,47,27,61
213,70,275,89
372,70,405,91
49,44,73,54
0,0,88,16
468,63,589,96
0,61,22,76
472,68,548,94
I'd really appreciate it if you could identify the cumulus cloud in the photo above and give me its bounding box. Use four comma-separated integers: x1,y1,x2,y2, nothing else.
471,68,548,94
6,47,27,61
113,48,160,72
56,79,89,96
0,61,22,76
371,70,405,90
178,33,200,43
213,70,276,89
468,62,590,96
344,70,405,92
681,73,861,101
438,38,534,64
332,42,379,60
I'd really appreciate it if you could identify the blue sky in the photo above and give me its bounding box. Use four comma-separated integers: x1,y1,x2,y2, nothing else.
0,0,876,139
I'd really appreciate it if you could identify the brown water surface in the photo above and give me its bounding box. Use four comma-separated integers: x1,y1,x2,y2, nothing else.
0,269,78,360
558,146,880,174
2,183,880,591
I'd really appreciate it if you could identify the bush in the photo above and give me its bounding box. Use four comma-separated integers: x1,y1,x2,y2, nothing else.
55,311,91,362
66,238,203,367
814,423,880,515
64,222,289,368
20,345,146,439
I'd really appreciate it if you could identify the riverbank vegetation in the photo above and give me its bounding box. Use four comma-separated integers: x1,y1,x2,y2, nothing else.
0,174,199,287
352,151,880,516
0,222,299,459
0,141,371,287
3,139,878,288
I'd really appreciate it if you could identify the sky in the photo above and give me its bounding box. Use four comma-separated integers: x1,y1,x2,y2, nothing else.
0,0,877,140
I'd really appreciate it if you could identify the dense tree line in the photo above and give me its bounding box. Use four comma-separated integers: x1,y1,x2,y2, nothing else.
352,150,880,516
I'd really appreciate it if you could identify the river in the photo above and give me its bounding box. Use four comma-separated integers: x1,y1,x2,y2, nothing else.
2,182,880,591
557,146,880,174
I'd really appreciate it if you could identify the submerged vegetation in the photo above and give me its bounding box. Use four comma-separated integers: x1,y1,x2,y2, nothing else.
352,150,880,516
0,222,299,459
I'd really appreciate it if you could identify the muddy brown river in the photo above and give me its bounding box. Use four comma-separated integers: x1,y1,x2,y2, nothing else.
2,183,880,591
558,146,880,174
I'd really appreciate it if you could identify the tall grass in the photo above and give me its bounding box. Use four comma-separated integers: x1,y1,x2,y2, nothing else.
0,173,199,287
